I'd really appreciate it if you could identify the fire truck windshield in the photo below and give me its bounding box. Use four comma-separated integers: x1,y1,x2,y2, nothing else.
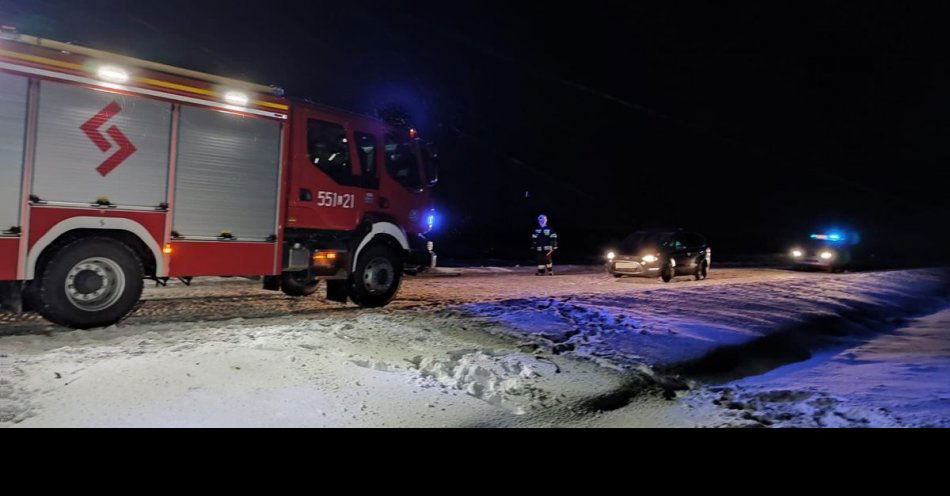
385,134,424,191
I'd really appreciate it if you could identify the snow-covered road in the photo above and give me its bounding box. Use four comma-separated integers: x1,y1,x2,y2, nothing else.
1,267,947,427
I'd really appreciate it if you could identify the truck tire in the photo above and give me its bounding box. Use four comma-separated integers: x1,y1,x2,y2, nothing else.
21,281,40,312
280,270,320,297
33,237,143,329
348,244,402,308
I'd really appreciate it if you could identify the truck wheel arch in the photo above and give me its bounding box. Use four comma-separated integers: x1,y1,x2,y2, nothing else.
352,222,409,271
26,217,165,280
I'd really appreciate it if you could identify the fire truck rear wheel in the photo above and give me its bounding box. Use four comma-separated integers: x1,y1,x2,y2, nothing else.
33,237,143,329
349,244,403,308
280,270,320,297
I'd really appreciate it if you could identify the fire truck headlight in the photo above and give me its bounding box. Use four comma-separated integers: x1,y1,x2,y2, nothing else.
97,65,129,84
224,91,250,107
607,252,615,261
791,249,803,258
820,251,834,260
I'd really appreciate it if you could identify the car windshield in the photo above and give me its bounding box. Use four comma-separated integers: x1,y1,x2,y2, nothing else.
620,231,673,254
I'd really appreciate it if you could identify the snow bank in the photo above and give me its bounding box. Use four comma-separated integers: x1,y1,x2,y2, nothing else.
704,306,950,427
688,387,904,427
409,350,560,415
457,268,950,427
0,309,640,426
462,269,950,372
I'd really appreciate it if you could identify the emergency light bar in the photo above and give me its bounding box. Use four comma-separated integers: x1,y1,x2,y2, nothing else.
810,233,844,241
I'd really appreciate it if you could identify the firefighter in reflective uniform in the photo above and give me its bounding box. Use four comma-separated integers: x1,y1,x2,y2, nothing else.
531,214,558,275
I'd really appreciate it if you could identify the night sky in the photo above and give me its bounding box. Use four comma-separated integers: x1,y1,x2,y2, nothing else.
1,1,946,262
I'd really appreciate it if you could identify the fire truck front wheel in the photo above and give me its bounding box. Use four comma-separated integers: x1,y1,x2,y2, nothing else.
33,237,144,329
349,244,403,308
280,270,320,297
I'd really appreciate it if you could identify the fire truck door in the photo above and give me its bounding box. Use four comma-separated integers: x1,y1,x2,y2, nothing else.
288,110,362,231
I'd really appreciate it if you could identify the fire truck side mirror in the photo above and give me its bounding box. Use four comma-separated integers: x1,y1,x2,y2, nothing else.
423,142,439,187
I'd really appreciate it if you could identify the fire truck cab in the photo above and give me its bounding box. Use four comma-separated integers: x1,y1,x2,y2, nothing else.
0,30,437,328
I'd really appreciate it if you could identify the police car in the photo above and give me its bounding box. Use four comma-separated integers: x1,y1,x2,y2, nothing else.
789,231,859,272
605,229,711,282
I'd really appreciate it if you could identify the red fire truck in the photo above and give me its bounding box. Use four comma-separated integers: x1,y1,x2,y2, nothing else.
0,30,438,329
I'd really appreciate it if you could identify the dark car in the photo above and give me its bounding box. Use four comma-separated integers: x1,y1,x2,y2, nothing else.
789,231,860,272
605,229,711,282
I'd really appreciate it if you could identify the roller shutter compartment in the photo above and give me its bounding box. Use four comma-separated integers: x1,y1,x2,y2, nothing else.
172,106,281,241
0,73,28,232
32,81,171,207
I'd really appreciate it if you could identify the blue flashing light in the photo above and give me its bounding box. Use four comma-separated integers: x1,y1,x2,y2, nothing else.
423,209,438,232
811,232,846,242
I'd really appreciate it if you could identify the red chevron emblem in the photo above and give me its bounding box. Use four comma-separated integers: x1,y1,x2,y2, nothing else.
80,102,138,176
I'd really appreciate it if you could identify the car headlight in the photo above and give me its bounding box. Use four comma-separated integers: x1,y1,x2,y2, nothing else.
607,252,615,261
791,249,803,258
642,254,658,263
820,251,834,260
